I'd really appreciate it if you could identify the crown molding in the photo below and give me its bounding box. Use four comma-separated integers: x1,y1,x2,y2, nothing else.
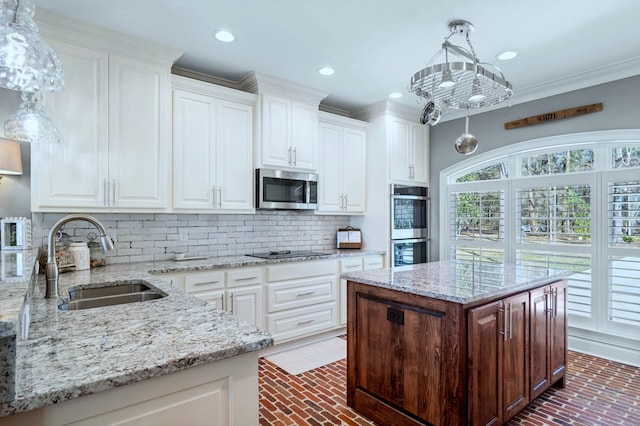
436,56,640,123
238,72,328,104
353,100,422,122
35,9,182,67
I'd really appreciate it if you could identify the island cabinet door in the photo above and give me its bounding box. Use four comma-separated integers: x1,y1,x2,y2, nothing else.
468,292,529,425
530,280,568,400
549,280,568,385
468,300,502,426
354,294,446,425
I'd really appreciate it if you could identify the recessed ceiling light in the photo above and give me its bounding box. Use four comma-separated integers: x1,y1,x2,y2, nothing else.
496,50,518,61
318,66,335,76
214,30,235,43
388,92,403,99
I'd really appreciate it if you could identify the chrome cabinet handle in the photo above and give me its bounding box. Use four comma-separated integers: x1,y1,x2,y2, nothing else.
509,302,513,339
296,291,315,297
218,187,222,208
211,187,216,207
229,293,234,314
500,307,507,341
103,179,108,206
234,276,257,282
553,287,558,318
111,179,116,206
339,194,344,209
543,288,551,315
344,194,348,210
297,319,315,326
288,147,292,165
293,147,297,166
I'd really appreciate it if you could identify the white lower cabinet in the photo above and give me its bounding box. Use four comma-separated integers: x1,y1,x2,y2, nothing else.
267,302,338,343
0,351,259,426
264,259,337,343
160,256,382,345
171,268,263,329
339,255,384,326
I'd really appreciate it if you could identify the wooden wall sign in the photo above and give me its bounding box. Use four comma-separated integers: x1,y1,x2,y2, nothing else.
504,103,603,130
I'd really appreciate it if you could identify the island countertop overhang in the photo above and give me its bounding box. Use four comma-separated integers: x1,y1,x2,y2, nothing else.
341,260,570,306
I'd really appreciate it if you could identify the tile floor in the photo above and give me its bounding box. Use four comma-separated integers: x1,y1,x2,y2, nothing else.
258,350,640,426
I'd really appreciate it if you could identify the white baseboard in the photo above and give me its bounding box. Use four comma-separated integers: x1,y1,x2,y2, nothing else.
569,334,640,368
259,327,346,358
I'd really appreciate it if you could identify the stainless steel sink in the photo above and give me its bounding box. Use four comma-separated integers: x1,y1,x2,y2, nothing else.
59,280,166,311
68,281,154,300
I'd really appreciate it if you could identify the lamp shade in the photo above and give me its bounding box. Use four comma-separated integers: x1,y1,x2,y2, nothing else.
0,138,23,174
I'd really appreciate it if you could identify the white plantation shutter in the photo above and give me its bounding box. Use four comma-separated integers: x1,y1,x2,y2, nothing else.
605,173,640,333
443,135,640,347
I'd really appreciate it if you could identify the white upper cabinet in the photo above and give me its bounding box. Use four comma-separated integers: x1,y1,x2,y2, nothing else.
389,116,429,185
108,54,171,209
31,33,179,212
259,93,318,170
240,72,327,172
172,76,256,213
32,41,109,209
318,113,367,214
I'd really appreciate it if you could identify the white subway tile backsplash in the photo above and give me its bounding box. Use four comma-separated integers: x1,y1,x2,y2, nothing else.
33,212,350,262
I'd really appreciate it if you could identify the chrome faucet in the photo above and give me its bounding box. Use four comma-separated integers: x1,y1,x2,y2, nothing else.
45,214,115,298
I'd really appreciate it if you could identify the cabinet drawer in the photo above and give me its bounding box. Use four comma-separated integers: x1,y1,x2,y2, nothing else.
265,259,337,282
192,290,224,310
267,276,337,313
340,257,363,272
184,271,225,293
363,255,383,270
227,267,262,288
267,302,337,343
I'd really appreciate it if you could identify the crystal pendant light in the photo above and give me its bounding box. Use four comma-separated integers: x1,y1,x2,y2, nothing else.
0,0,65,92
4,91,60,143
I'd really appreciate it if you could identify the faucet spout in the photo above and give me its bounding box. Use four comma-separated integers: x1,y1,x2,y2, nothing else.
45,214,114,298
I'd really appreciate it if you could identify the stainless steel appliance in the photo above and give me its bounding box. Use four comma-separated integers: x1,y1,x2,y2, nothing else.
390,184,429,266
391,238,428,267
256,168,318,210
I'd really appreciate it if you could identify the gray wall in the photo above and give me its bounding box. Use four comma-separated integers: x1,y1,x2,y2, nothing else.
429,75,640,260
0,89,29,218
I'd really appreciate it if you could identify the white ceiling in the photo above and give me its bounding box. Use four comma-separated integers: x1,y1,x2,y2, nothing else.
34,0,640,115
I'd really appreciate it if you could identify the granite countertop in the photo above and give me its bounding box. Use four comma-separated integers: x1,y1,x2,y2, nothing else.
341,260,569,305
0,248,382,417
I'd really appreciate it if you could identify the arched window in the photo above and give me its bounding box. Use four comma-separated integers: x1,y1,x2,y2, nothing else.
441,130,640,347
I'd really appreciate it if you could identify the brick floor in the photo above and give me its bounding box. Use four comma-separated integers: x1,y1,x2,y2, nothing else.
259,350,640,425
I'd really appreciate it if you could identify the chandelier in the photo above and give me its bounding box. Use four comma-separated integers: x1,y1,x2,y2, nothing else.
409,20,513,126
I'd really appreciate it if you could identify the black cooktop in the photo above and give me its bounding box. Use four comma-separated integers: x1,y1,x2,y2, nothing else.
246,250,328,260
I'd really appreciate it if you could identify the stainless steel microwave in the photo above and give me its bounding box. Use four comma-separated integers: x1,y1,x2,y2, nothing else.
255,168,318,210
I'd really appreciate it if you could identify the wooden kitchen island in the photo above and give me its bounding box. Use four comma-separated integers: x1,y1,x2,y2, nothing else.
343,260,568,426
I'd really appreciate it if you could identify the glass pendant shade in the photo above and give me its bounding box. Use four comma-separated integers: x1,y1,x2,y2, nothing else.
0,0,65,92
4,91,60,143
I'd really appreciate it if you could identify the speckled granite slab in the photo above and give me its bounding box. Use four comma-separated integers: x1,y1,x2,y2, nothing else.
341,260,569,305
0,248,383,417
